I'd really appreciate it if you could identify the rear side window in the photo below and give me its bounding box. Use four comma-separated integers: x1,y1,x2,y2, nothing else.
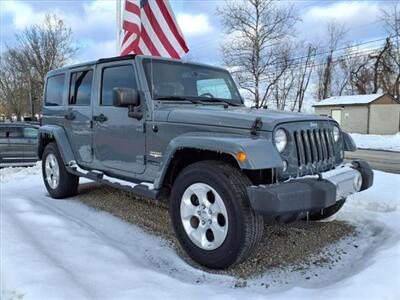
69,70,93,106
45,74,65,106
6,127,23,138
101,65,137,106
0,127,8,138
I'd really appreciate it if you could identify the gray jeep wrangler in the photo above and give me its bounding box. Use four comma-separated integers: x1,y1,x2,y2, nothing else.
38,55,373,269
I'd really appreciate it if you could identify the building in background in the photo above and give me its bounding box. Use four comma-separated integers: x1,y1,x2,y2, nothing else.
313,93,400,134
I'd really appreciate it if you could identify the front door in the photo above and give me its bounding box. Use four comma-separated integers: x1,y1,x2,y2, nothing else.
63,67,94,164
93,63,146,175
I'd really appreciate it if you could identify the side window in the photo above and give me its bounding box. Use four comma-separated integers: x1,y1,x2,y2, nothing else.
101,65,137,106
196,78,232,99
45,74,65,106
69,70,93,106
23,127,38,139
0,128,8,138
7,127,23,139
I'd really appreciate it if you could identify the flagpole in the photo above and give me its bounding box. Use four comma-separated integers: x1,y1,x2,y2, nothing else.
116,0,122,55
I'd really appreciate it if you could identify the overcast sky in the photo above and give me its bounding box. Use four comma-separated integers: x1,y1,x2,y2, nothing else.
1,0,397,65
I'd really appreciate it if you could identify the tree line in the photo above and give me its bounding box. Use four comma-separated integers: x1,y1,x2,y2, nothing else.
0,15,77,120
219,1,400,111
0,2,399,119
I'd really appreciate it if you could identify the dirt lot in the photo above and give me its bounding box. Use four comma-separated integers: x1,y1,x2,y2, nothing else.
75,182,356,279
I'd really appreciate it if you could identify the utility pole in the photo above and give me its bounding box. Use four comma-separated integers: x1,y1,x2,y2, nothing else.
29,79,34,119
116,0,122,55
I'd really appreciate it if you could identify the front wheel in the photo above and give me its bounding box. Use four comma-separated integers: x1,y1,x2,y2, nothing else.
42,142,79,199
170,161,263,269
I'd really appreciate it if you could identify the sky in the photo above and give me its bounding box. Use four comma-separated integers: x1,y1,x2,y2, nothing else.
0,0,398,66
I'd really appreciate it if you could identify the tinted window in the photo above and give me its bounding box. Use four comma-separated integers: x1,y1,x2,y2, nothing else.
45,74,65,106
23,127,38,139
0,127,8,138
6,127,22,138
69,70,93,106
101,65,137,106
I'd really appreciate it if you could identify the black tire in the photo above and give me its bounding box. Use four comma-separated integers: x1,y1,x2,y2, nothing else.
306,199,346,221
42,142,79,199
170,161,263,269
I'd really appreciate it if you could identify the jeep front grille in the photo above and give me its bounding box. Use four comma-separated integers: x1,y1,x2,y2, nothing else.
293,128,335,167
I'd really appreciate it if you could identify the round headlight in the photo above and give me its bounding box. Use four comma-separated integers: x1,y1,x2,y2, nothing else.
333,126,340,142
274,129,288,153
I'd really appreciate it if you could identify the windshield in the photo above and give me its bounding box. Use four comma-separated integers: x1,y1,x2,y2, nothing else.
142,59,243,105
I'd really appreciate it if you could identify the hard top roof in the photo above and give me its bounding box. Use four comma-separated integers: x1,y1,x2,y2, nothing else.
47,55,227,76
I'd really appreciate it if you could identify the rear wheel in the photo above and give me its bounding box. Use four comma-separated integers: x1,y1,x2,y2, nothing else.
306,199,346,221
170,161,263,269
42,142,79,199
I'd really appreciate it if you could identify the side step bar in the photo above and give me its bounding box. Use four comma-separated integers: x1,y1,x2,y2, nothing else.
67,162,164,200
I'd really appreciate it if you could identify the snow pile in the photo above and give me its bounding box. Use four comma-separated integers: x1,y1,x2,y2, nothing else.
0,162,41,183
1,166,400,299
350,133,400,152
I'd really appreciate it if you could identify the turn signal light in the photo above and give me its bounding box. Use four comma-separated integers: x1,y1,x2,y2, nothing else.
236,152,247,162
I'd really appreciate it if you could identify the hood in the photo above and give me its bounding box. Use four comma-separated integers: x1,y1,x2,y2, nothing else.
157,105,333,131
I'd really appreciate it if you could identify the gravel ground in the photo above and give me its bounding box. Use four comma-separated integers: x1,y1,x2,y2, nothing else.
74,182,356,279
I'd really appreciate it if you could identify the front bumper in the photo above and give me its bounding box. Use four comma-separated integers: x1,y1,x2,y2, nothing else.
247,160,373,218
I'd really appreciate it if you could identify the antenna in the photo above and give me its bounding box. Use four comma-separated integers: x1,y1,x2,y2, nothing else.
116,0,122,55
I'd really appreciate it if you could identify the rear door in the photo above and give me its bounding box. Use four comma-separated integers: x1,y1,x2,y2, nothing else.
63,67,94,164
93,62,146,175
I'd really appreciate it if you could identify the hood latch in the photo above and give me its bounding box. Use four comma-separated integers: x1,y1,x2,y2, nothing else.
251,117,263,135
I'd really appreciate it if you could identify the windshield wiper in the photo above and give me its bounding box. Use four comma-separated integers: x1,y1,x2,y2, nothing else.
154,96,203,105
198,97,239,107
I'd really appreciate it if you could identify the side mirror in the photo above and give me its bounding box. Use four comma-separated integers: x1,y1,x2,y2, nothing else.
113,88,139,107
112,88,142,119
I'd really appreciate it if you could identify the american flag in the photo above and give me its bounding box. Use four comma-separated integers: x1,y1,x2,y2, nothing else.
120,0,189,58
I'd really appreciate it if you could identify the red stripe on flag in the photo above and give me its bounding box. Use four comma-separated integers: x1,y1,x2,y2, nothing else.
122,21,140,35
156,0,189,53
125,1,140,15
142,3,180,59
141,26,161,56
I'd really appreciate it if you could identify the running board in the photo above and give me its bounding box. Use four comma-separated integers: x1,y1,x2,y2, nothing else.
67,163,163,200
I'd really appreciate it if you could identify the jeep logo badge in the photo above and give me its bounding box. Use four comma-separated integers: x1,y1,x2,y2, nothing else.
310,122,318,128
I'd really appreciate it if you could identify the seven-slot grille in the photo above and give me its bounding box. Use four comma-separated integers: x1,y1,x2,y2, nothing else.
293,128,335,167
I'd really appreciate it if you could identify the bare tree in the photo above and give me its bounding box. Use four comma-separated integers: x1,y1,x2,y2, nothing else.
218,0,298,107
0,54,30,120
316,22,347,100
381,4,400,100
291,44,317,112
5,14,78,115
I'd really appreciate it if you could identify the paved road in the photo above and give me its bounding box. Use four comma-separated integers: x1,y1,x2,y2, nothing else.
345,149,400,174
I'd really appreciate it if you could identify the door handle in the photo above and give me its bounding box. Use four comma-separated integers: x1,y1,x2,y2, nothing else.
93,114,108,123
64,112,75,120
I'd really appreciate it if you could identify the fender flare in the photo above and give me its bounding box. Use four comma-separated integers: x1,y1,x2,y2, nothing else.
38,125,76,164
342,132,357,152
153,132,283,189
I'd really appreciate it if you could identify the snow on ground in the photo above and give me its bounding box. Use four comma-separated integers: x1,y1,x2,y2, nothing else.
1,165,400,300
350,133,400,152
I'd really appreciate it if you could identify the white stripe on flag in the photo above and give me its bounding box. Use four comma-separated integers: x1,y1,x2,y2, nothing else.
138,38,150,55
123,10,141,26
121,32,138,53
